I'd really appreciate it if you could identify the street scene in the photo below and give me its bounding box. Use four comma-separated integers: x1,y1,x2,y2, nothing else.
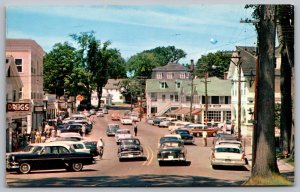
4,2,295,188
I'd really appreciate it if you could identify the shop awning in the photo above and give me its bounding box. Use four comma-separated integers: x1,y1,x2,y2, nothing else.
167,107,202,116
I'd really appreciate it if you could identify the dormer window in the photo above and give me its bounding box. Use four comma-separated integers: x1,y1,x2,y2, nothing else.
167,72,173,79
160,81,168,89
180,72,186,79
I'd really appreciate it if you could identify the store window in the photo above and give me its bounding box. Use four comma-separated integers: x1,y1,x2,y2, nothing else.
207,111,221,122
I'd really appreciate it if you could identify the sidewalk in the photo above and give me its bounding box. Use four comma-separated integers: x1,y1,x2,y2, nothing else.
243,136,294,177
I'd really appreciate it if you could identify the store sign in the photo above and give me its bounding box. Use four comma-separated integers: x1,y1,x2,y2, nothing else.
7,103,30,112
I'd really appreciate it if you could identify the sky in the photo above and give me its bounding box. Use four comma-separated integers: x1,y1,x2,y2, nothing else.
6,4,257,64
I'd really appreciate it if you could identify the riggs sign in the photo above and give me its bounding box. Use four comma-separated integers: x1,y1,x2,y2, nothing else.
7,103,30,112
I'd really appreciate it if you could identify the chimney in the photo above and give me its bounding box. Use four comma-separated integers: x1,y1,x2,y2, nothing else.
190,59,194,71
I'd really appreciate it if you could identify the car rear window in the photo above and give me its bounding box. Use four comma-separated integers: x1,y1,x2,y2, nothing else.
215,147,241,153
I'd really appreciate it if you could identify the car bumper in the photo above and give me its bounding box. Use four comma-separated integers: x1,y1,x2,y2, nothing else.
6,161,20,170
118,152,144,159
157,156,186,161
211,159,246,166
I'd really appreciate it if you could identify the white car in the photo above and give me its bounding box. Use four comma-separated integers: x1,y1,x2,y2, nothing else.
121,116,133,125
210,143,247,169
168,121,191,132
158,117,177,128
115,129,133,144
53,141,90,154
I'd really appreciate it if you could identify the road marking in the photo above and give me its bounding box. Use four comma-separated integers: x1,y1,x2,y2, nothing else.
146,146,154,166
142,146,150,165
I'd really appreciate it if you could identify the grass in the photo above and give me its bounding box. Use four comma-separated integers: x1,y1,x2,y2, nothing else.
244,173,293,186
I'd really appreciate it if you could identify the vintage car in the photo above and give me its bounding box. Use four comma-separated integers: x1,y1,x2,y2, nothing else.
67,121,92,134
158,134,182,148
111,113,121,121
120,116,133,125
184,123,219,137
53,141,91,153
213,134,241,146
173,128,194,144
168,121,191,132
152,117,168,126
83,140,99,156
157,140,187,166
118,138,144,161
210,143,246,169
158,117,177,128
106,124,120,136
6,142,96,174
115,129,133,144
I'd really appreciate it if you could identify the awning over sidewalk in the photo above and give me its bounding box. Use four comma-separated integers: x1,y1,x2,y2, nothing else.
167,107,202,116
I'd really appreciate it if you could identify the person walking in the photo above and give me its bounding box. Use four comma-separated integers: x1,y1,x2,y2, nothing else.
35,129,41,143
202,131,208,147
97,137,104,159
133,122,138,136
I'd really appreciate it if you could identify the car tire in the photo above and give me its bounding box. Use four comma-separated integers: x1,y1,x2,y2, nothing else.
18,162,31,174
70,162,83,172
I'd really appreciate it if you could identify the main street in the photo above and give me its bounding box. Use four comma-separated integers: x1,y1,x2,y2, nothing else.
6,107,250,187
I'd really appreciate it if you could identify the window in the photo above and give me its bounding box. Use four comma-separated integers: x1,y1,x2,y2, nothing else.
59,146,70,154
179,73,186,79
161,82,168,89
19,88,22,100
13,90,17,102
170,95,174,101
167,73,173,79
211,96,219,104
207,111,221,122
151,107,157,114
162,95,166,101
225,96,230,104
176,82,181,88
15,59,22,72
175,95,179,102
151,93,157,101
156,73,163,79
186,96,191,102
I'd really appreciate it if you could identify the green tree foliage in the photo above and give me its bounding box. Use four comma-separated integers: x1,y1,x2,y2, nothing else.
195,51,231,78
43,42,77,97
127,46,186,78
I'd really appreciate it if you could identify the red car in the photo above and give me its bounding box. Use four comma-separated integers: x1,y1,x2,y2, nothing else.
111,113,121,121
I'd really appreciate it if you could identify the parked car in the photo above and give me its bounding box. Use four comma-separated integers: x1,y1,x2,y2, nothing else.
120,116,133,125
106,124,120,136
111,113,121,121
157,140,187,166
210,143,246,169
158,117,177,128
83,140,99,156
118,138,144,161
168,121,191,132
213,134,241,146
6,142,96,174
147,117,156,125
153,117,168,126
173,128,194,144
67,121,92,134
184,123,219,137
115,129,132,144
60,123,84,135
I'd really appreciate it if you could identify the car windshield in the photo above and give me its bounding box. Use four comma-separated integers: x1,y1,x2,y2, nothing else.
215,147,241,153
161,142,181,148
176,130,189,134
121,139,140,145
160,137,178,143
117,130,130,134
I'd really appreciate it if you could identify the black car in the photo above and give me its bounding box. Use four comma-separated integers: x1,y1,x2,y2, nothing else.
106,124,120,136
118,138,144,161
174,129,194,144
157,140,187,166
84,141,99,156
60,124,84,135
6,143,96,174
67,121,92,134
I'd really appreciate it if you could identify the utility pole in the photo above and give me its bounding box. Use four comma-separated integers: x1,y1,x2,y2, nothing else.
240,17,259,169
202,70,211,124
230,54,243,139
189,60,195,123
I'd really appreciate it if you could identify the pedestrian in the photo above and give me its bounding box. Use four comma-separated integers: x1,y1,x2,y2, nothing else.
30,129,36,143
202,131,208,147
35,129,41,143
133,122,138,136
81,124,86,137
97,137,104,159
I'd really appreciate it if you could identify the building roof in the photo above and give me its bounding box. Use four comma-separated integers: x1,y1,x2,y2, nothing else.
146,77,231,96
152,62,189,72
104,79,125,89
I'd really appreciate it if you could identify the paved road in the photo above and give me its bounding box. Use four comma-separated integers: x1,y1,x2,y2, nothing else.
6,108,252,187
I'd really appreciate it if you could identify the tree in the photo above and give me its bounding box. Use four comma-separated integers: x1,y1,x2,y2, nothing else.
195,51,231,78
43,42,77,97
277,5,294,158
252,4,279,177
127,46,186,78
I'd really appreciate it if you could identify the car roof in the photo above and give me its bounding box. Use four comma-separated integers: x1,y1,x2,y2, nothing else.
30,142,72,148
164,134,181,138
